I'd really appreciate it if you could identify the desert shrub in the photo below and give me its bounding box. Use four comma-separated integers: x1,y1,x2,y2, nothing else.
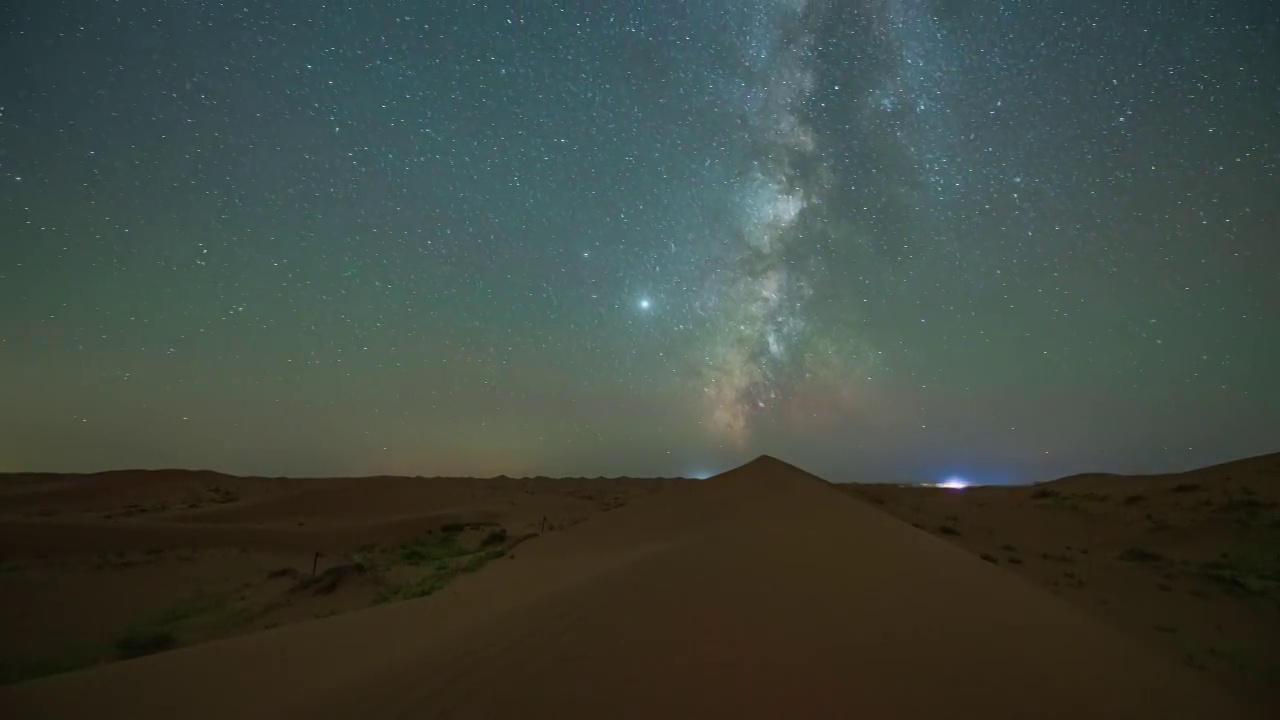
1123,494,1146,505
1198,568,1265,597
374,576,445,605
1215,498,1273,516
0,654,98,685
937,525,961,536
1118,547,1164,563
1170,483,1202,493
480,528,508,547
396,533,464,566
999,543,1018,552
1029,487,1059,499
979,553,999,564
400,546,428,564
115,629,176,660
207,486,240,503
290,563,367,596
459,548,505,573
1006,555,1023,565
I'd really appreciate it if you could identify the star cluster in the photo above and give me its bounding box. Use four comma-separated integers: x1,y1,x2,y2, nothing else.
1,0,1276,482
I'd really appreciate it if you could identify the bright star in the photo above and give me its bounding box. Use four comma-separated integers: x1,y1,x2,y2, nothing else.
638,297,651,310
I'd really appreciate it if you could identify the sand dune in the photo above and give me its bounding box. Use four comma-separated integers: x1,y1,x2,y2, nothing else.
844,451,1280,709
0,456,1262,718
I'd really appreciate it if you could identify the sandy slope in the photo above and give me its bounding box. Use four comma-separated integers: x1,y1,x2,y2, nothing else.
0,457,1261,719
843,452,1280,708
0,469,668,682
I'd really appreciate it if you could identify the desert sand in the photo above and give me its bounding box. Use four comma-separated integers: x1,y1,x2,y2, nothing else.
0,455,1275,718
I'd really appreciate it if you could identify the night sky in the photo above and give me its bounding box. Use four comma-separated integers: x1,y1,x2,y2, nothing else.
2,1,1277,483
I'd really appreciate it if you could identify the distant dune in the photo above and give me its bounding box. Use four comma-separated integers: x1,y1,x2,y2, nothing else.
1,454,1276,718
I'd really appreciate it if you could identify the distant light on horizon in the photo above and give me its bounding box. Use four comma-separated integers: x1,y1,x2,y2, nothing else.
937,476,970,489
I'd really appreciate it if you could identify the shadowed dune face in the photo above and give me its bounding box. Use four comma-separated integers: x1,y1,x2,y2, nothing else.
0,455,1272,719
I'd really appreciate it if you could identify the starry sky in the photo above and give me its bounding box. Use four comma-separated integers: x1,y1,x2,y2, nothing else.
2,0,1277,483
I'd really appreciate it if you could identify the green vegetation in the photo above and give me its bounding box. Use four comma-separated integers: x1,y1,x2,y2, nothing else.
114,628,176,660
1058,570,1086,589
0,650,100,686
152,592,227,627
458,548,506,573
1118,547,1164,563
206,486,240,504
397,531,471,565
1040,552,1074,563
1198,558,1280,598
367,525,519,605
373,548,508,605
3,523,535,686
105,590,232,664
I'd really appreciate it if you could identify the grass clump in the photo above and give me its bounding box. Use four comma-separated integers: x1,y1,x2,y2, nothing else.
0,650,99,686
480,528,508,548
1040,552,1074,563
114,628,176,660
458,548,505,573
397,532,467,566
374,545,509,606
207,486,240,504
1119,547,1164,563
153,593,225,626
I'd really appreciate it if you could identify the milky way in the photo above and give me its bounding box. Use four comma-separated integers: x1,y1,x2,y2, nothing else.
699,0,828,443
2,0,1276,481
